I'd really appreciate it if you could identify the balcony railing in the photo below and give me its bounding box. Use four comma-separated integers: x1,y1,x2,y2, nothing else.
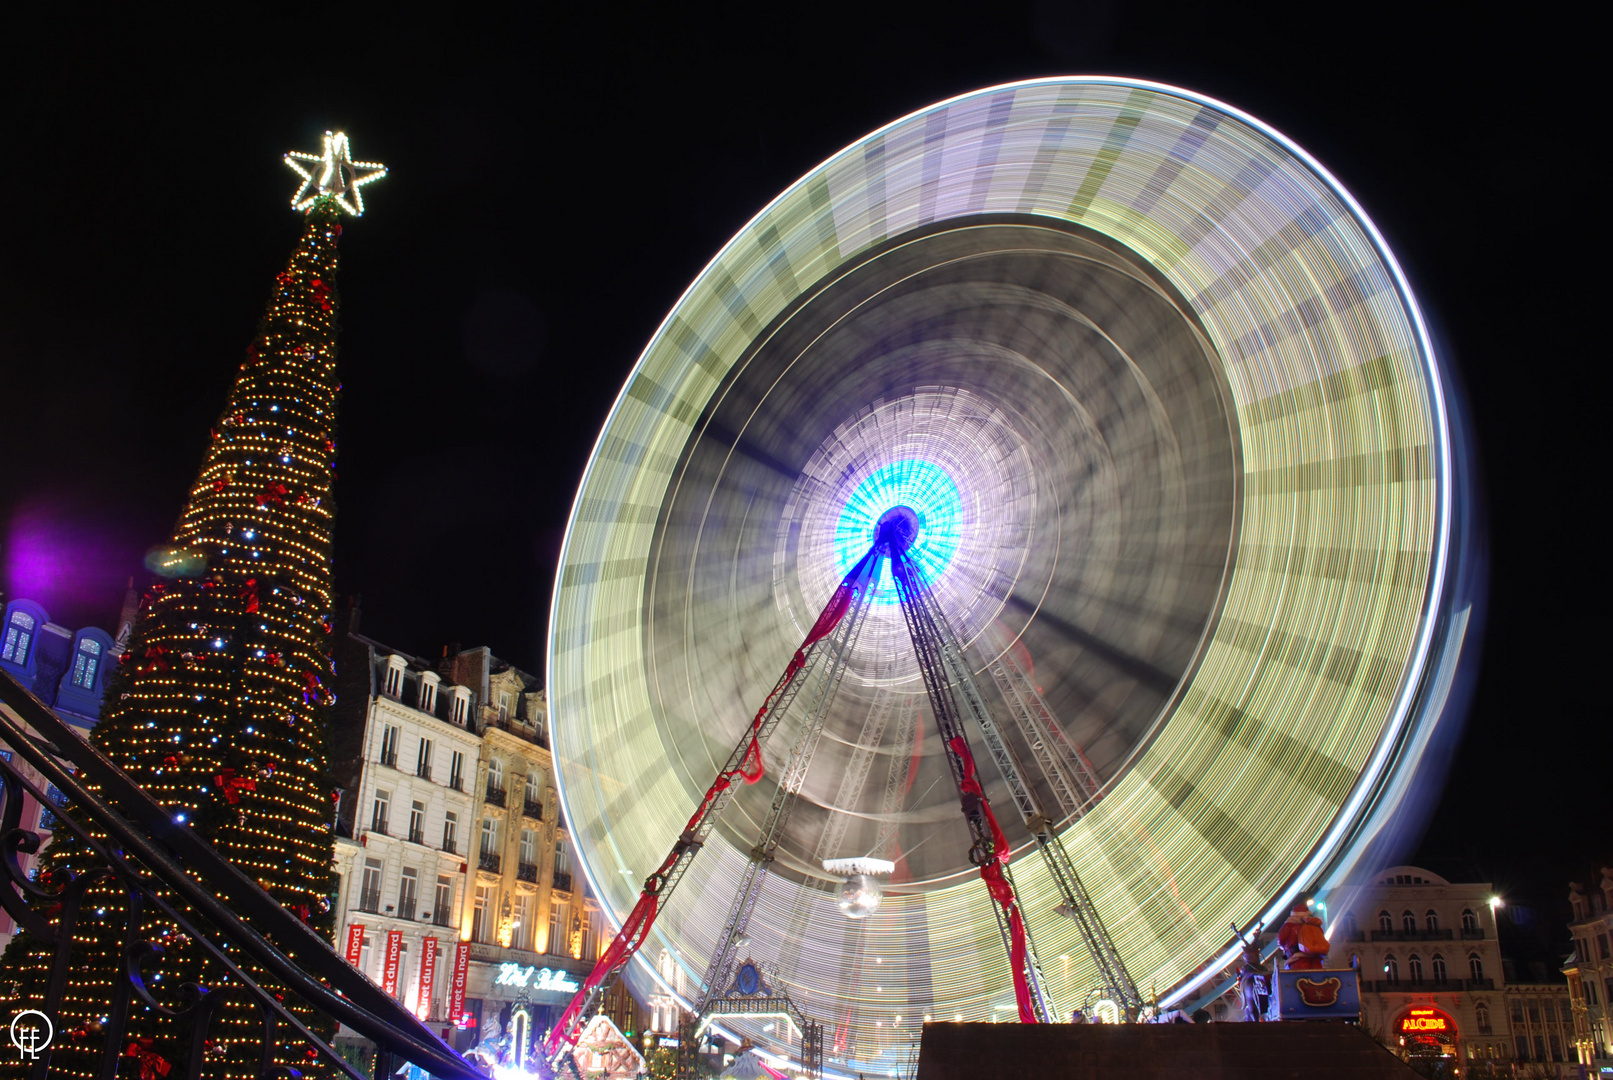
370,817,390,837
416,763,433,780
0,667,484,1080
552,871,573,893
381,749,398,768
478,851,502,874
489,715,550,749
485,784,506,808
1370,928,1454,942
442,838,458,856
1461,927,1486,940
357,887,382,914
407,827,425,845
517,861,538,883
431,904,454,928
450,774,465,792
398,897,417,921
523,797,544,821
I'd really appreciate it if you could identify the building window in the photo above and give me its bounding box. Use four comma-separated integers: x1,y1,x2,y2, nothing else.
1528,999,1541,1024
442,811,458,854
1408,955,1423,984
1432,955,1447,983
407,800,425,843
1550,1033,1563,1062
1533,1036,1545,1061
1343,912,1358,937
1462,908,1477,932
385,661,403,697
398,867,418,920
1425,910,1439,933
435,875,454,925
360,857,383,912
371,789,391,833
416,738,433,780
452,692,467,724
358,932,372,975
514,893,533,952
1599,933,1611,960
449,751,465,790
1379,910,1393,933
1512,1000,1525,1025
1476,1002,1491,1034
498,692,511,723
549,900,568,955
1515,1036,1529,1062
472,885,494,944
379,725,400,766
480,817,499,856
488,758,505,792
1402,910,1417,934
70,636,103,689
526,770,541,807
1542,1000,1555,1023
1384,955,1399,984
1469,953,1484,982
2,609,36,665
520,829,536,866
419,679,437,714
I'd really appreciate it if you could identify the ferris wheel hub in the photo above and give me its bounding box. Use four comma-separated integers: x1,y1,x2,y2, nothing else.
874,505,921,553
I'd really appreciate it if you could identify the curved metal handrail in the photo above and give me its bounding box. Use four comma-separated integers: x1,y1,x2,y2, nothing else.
0,669,489,1079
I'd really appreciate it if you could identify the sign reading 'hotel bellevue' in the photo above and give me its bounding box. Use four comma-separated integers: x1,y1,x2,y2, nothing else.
494,963,581,992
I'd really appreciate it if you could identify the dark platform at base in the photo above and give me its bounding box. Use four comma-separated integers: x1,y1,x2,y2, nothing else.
914,1022,1423,1079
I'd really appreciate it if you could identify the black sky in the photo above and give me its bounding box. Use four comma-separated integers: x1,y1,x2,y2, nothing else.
1,5,1604,946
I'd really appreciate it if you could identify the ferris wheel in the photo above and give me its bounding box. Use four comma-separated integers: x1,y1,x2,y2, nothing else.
545,77,1471,1077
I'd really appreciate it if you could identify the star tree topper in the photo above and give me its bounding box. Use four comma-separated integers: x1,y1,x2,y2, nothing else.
284,131,387,216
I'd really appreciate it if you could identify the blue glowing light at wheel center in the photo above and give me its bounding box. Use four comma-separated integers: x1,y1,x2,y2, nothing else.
834,460,963,603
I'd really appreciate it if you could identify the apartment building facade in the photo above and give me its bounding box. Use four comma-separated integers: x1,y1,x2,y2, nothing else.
1565,869,1613,1073
331,634,482,1039
329,627,644,1058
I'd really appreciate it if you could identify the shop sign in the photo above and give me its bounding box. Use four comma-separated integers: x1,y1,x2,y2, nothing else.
344,923,365,966
382,929,404,996
658,1037,680,1048
493,962,581,992
448,941,472,1024
416,936,438,1019
1399,1006,1456,1035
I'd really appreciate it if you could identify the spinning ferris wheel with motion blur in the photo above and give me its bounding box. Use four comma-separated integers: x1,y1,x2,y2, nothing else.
539,77,1476,1079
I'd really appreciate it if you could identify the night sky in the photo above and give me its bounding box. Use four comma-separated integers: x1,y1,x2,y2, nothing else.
2,7,1601,955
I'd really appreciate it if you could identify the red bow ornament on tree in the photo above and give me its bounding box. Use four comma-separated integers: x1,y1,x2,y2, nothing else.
124,1038,172,1079
256,481,290,507
214,768,258,805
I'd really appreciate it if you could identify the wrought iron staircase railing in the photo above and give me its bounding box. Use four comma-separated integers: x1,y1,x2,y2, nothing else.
0,668,488,1080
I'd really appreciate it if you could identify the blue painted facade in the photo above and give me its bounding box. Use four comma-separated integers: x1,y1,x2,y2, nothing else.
0,597,117,729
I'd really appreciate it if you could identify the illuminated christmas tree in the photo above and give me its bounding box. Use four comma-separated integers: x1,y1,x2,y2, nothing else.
1,132,384,1077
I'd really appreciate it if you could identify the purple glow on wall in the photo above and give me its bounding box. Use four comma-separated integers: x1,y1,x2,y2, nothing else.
3,496,132,626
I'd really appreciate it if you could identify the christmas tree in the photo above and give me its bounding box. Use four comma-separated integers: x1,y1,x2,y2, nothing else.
1,132,384,1077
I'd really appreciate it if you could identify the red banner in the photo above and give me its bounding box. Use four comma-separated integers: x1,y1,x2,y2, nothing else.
344,923,365,967
417,936,439,1018
448,940,472,1025
382,929,404,996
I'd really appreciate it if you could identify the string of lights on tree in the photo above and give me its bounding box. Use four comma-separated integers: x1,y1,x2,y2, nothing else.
2,132,384,1077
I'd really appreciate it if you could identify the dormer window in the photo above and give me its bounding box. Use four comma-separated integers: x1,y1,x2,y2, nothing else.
419,672,439,714
498,692,511,723
384,656,405,698
450,688,470,725
2,608,37,667
69,635,103,689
